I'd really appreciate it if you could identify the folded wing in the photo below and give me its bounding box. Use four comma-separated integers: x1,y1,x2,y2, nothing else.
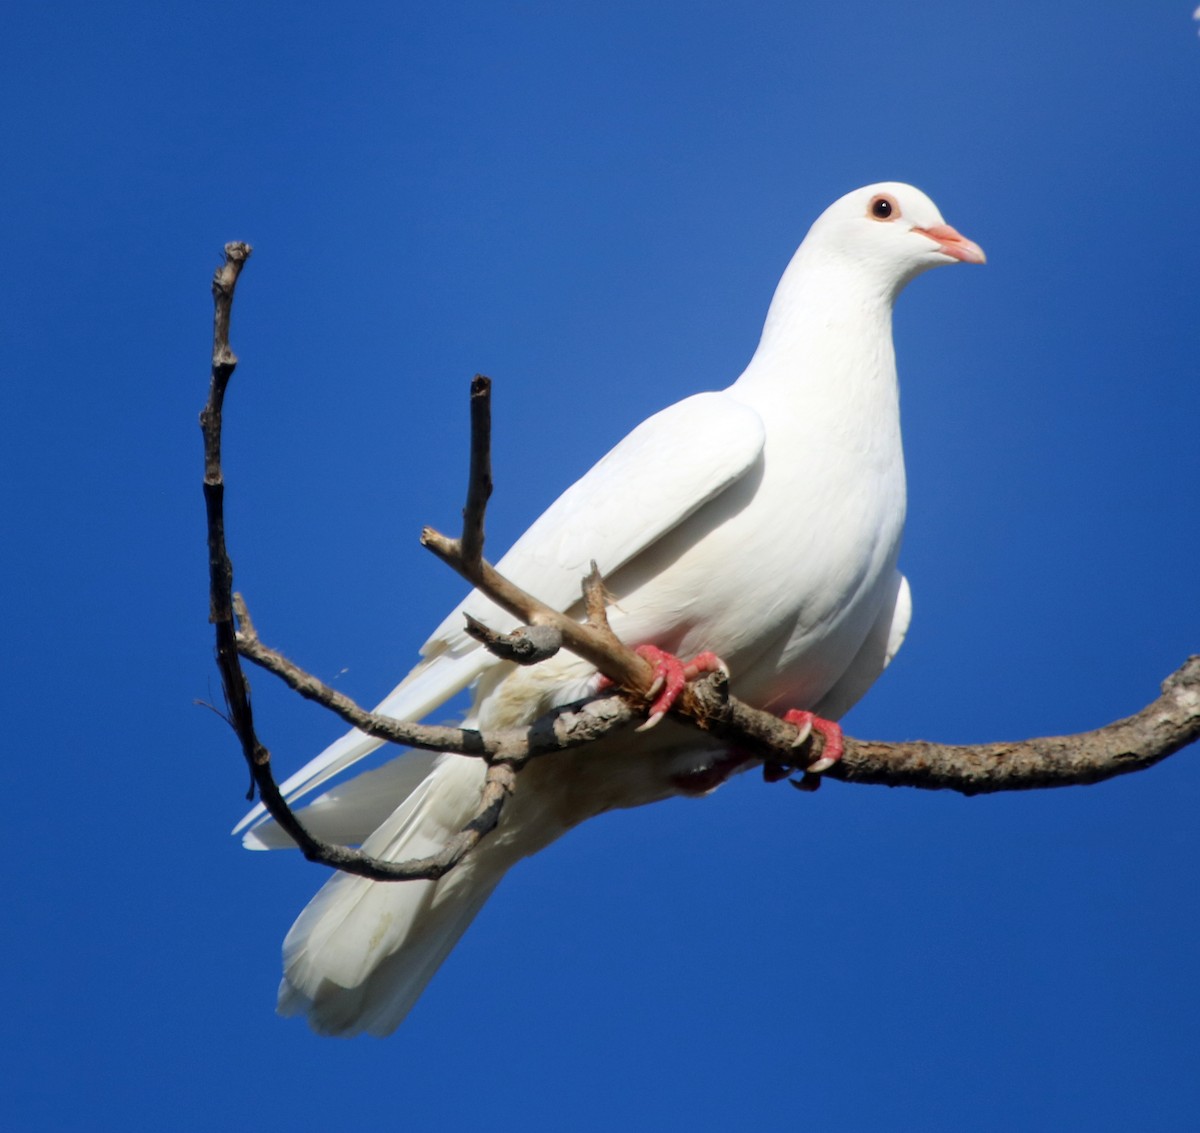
235,391,766,837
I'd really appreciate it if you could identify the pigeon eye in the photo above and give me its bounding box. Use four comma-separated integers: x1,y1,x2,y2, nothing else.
868,194,898,221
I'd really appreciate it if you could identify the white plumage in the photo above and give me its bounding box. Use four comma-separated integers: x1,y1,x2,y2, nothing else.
236,182,983,1036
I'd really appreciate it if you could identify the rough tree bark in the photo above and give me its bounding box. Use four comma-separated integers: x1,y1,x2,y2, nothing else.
202,243,1200,881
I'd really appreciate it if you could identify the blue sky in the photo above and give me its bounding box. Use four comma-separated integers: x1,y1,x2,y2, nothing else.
4,3,1199,1130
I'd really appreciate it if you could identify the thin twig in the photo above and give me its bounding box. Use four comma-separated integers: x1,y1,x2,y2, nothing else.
421,531,647,679
234,593,630,763
582,561,612,630
461,374,492,567
420,375,660,698
462,614,564,665
201,246,522,880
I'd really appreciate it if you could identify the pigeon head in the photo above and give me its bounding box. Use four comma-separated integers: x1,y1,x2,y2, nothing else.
805,182,985,294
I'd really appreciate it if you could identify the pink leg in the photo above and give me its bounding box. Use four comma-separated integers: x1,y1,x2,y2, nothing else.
597,644,728,731
781,709,844,773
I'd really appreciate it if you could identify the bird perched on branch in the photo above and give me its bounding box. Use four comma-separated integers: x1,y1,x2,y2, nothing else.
236,182,984,1036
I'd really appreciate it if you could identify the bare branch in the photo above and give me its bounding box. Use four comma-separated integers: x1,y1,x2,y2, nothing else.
416,383,1200,793
201,246,525,881
460,374,493,567
829,655,1200,794
234,592,629,763
420,375,658,699
208,246,1198,894
582,561,613,630
238,577,1200,798
654,656,1200,793
420,531,655,690
462,614,564,665
419,394,822,754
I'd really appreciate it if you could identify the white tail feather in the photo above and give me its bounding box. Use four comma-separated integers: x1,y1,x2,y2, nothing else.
243,749,442,850
275,755,504,1036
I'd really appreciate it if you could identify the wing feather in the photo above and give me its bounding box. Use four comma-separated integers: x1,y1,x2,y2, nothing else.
235,390,764,836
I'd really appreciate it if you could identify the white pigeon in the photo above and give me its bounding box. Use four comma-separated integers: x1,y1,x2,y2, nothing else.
236,182,984,1036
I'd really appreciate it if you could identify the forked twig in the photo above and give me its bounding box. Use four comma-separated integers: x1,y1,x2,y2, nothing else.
202,246,516,880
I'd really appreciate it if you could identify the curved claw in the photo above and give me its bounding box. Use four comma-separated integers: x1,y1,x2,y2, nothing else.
682,651,729,681
633,646,688,731
615,644,729,731
781,709,844,773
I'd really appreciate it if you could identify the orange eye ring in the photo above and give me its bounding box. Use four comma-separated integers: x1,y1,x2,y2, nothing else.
868,194,899,221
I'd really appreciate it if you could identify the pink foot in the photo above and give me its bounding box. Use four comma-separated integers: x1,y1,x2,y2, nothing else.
598,644,728,731
781,709,845,773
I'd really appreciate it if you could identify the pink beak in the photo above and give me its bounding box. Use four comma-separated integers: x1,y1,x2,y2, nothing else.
914,223,986,265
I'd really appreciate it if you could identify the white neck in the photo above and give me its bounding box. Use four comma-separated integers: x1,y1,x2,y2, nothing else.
728,243,903,453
